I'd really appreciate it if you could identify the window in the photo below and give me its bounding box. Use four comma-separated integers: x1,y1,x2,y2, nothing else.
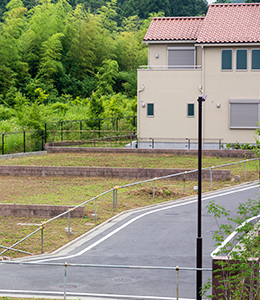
222,49,232,70
236,49,247,70
168,47,195,69
229,99,259,129
187,103,194,117
147,103,154,117
252,49,260,70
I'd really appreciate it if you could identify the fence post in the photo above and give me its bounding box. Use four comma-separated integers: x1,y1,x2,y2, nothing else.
116,118,118,131
41,130,44,150
245,160,248,181
44,123,47,144
23,131,26,153
64,262,67,300
99,119,101,138
2,134,4,155
95,196,98,222
176,266,179,300
219,139,221,150
152,139,154,149
52,129,54,146
183,172,187,193
116,188,118,209
68,211,71,236
113,188,115,211
41,225,44,253
153,178,157,202
132,116,136,134
130,131,132,148
94,130,95,147
61,122,63,142
210,167,214,190
80,121,82,140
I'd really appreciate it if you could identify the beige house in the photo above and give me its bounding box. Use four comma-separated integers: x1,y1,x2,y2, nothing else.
137,3,260,149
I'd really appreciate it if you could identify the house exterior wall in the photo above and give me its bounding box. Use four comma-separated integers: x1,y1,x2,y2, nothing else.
148,43,199,66
138,68,201,140
138,43,260,147
203,45,260,143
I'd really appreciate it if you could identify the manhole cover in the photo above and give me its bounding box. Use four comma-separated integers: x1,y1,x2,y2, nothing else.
112,277,134,284
59,283,78,289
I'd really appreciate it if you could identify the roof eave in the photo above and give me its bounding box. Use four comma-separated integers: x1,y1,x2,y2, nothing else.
143,39,198,44
195,41,260,46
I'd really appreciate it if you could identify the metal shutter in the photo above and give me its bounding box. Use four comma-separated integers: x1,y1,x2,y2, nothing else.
229,99,259,128
168,47,195,68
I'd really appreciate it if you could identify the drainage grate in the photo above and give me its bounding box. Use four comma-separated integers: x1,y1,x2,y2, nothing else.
112,277,134,284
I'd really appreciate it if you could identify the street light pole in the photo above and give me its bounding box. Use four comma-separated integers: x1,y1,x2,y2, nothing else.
196,95,207,300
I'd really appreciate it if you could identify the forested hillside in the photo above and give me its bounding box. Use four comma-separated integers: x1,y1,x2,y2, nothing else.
0,0,210,134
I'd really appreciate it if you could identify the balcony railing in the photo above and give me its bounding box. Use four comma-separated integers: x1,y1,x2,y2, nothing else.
138,65,202,70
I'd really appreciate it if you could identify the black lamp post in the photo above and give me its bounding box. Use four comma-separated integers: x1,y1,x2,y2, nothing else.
196,95,207,300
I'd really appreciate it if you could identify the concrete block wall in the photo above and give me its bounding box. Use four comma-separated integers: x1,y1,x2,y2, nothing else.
0,165,231,181
45,145,255,158
0,204,85,218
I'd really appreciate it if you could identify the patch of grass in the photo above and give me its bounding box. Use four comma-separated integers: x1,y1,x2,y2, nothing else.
0,152,259,259
0,152,257,171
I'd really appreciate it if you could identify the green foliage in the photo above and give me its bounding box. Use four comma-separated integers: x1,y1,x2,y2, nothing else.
224,142,257,150
0,105,14,121
95,59,119,95
37,32,65,87
203,199,260,299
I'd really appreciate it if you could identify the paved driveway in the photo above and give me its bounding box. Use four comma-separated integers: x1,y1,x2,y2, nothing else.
0,182,259,300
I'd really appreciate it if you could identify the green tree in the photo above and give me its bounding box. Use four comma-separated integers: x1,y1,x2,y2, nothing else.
0,0,29,105
116,15,147,71
120,0,170,19
213,0,232,3
21,0,71,78
37,32,65,87
65,5,96,80
95,59,119,95
170,0,208,17
202,199,260,299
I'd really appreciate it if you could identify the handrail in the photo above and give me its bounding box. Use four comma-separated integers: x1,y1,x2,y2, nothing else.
0,157,259,257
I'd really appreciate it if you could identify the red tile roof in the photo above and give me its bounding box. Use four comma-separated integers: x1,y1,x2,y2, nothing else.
144,3,260,44
197,3,260,44
143,17,204,41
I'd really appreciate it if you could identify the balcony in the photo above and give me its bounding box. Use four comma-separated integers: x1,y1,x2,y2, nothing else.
138,65,202,70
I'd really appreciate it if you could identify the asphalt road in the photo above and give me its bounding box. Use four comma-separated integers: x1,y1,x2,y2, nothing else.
0,181,259,300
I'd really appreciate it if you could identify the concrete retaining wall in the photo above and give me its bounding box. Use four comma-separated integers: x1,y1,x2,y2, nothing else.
0,165,231,181
0,204,85,218
45,145,255,158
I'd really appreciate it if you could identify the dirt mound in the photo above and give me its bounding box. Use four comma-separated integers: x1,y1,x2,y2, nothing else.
129,186,182,198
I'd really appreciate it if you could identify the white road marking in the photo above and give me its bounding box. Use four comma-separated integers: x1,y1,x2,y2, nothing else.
33,183,259,263
0,289,193,300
